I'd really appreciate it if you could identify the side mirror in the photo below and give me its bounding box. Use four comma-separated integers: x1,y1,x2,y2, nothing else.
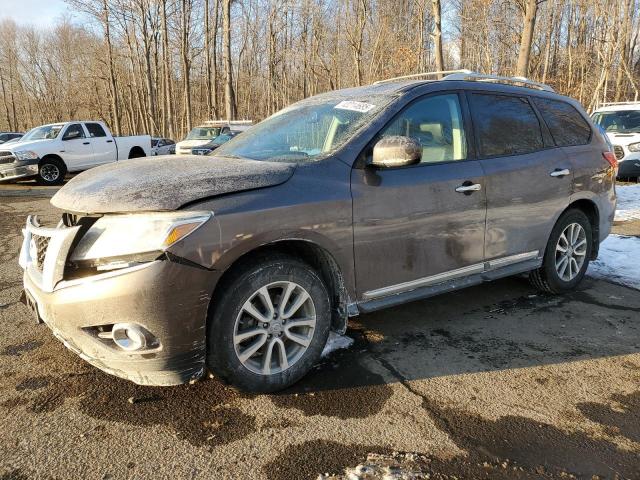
371,136,422,168
63,130,81,141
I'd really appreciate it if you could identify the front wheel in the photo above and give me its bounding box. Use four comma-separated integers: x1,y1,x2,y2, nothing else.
529,209,593,294
207,255,331,392
37,158,66,186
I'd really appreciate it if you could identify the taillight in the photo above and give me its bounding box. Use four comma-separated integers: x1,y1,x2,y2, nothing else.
602,151,617,168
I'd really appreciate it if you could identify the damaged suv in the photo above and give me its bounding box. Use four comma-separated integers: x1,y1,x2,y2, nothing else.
19,71,616,392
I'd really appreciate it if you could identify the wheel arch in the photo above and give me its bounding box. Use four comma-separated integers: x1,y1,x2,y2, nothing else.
128,146,146,158
210,239,351,334
39,153,67,170
563,198,600,259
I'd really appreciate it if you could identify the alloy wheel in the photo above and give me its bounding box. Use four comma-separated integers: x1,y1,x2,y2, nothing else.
40,164,60,182
233,281,316,375
555,222,587,282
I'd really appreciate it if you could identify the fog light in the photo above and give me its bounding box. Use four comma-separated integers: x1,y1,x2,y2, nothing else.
112,323,147,351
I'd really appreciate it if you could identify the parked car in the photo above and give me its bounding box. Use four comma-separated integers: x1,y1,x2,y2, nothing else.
175,120,252,155
192,132,237,155
0,132,23,144
591,102,640,179
19,71,615,392
151,137,175,156
0,121,151,185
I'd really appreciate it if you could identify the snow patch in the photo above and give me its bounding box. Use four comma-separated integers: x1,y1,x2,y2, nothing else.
588,234,640,290
321,331,354,357
615,184,640,222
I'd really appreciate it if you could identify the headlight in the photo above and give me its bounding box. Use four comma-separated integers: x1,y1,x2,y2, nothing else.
628,142,640,152
13,150,39,161
70,211,211,264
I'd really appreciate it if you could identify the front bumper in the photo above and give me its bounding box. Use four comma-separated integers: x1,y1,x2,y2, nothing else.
612,146,640,177
0,160,38,182
20,216,218,386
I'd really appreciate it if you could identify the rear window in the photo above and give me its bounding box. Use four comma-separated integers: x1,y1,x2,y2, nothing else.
470,93,543,157
86,123,107,138
534,98,591,146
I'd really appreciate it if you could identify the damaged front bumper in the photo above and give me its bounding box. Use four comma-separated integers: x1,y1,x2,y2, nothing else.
0,158,39,182
20,216,218,386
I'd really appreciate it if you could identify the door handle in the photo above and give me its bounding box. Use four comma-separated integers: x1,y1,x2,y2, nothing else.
550,168,570,177
82,142,90,145
455,183,482,193
106,140,113,143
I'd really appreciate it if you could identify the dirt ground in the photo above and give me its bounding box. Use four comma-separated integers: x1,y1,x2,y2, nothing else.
1,196,640,480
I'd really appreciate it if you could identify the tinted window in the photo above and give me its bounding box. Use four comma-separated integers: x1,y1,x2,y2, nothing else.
471,94,543,157
86,123,107,138
534,98,591,146
62,123,85,140
380,93,467,163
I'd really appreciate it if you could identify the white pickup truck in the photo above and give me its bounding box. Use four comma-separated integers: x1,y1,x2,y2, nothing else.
0,121,151,185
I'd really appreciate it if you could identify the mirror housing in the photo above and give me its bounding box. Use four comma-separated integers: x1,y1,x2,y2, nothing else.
371,136,422,168
63,130,82,141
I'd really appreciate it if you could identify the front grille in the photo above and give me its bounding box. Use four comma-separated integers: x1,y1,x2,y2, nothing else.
614,145,625,160
0,151,14,165
32,234,50,270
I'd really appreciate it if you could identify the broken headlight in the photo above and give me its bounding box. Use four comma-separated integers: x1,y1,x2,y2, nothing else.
69,211,212,267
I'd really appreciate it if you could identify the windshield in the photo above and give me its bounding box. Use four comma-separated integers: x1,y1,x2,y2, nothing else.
592,110,640,133
215,96,389,162
186,127,221,141
21,125,64,141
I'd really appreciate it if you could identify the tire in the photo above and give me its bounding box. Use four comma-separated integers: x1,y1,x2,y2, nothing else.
207,255,331,393
37,158,66,186
529,209,593,294
128,148,145,159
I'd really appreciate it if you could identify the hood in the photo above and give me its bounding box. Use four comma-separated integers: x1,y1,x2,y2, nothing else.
1,139,54,152
176,139,212,149
606,132,640,146
51,155,296,214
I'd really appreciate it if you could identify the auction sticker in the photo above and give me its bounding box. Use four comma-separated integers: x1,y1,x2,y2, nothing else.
334,101,376,113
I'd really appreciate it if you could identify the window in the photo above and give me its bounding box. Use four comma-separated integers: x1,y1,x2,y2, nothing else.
62,123,85,140
534,98,591,146
591,110,640,135
379,93,467,164
86,123,107,138
470,93,543,157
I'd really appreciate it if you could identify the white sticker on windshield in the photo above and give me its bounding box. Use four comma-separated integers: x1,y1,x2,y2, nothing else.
334,101,376,113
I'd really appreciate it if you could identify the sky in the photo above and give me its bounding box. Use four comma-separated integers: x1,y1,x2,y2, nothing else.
0,0,70,28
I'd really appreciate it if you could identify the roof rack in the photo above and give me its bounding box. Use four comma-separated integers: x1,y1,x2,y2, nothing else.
374,70,473,84
374,70,554,92
596,101,640,108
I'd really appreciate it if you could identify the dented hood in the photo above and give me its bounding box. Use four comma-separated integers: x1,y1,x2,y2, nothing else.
51,155,296,214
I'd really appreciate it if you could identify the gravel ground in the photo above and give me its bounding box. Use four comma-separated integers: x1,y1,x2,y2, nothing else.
1,196,639,480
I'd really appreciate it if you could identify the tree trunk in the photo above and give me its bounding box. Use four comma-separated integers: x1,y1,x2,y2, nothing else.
516,0,539,77
432,0,444,76
223,0,236,120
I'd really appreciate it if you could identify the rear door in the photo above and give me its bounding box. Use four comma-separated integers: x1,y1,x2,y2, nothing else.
468,92,572,264
85,122,117,165
60,123,94,170
351,92,487,301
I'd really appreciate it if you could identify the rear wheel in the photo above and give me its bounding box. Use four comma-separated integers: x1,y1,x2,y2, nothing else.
529,209,592,294
207,255,331,392
37,158,66,185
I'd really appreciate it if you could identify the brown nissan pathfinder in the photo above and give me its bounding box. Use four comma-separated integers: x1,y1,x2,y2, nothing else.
19,71,617,392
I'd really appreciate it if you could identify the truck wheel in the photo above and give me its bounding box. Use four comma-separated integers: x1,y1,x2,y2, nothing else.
207,255,331,393
529,209,592,294
128,147,145,159
37,158,66,186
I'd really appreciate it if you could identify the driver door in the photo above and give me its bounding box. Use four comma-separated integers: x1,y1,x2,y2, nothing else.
61,123,94,171
351,92,487,302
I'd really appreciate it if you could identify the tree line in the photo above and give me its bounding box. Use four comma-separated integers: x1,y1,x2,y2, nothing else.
0,0,638,138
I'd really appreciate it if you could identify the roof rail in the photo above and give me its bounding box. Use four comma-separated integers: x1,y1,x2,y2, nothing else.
373,70,473,84
374,69,554,92
442,71,554,92
596,101,640,108
202,119,254,125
